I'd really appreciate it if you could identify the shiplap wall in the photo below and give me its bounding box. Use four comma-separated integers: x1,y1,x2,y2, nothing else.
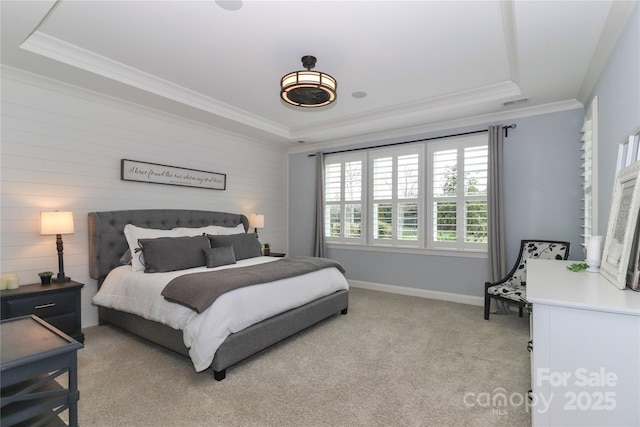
1,67,288,327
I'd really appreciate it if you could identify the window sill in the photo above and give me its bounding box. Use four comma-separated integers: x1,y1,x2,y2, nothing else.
326,243,487,259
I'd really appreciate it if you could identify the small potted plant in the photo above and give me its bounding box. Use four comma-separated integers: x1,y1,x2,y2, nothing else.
263,243,270,256
38,271,53,285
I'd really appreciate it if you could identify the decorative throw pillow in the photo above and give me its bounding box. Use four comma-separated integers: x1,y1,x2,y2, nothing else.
138,235,210,273
215,224,246,235
172,225,227,236
203,246,237,268
207,233,262,260
124,224,181,272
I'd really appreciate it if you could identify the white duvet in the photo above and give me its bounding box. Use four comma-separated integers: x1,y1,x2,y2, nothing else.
92,256,349,372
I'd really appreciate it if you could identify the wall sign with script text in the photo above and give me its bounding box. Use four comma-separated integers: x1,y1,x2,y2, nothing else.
121,159,226,190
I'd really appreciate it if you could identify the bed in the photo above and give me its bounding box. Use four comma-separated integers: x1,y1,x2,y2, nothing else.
88,209,349,380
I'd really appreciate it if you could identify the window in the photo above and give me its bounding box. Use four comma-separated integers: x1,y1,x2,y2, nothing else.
580,97,598,250
428,136,488,251
323,133,488,253
369,147,422,247
324,153,366,244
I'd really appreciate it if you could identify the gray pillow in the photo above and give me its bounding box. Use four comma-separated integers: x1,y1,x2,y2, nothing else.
119,249,132,265
204,246,237,268
138,235,210,273
207,233,261,260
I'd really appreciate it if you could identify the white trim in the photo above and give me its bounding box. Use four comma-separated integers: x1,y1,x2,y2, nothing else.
290,81,521,140
20,31,290,139
348,279,484,307
500,0,520,85
288,99,584,155
1,65,287,154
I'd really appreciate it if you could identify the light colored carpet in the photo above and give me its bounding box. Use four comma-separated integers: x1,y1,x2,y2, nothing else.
74,287,531,426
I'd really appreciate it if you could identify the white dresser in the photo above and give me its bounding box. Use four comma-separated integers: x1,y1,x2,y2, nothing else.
527,259,640,426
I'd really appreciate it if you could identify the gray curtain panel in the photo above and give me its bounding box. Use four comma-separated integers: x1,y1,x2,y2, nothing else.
313,152,326,257
488,125,507,282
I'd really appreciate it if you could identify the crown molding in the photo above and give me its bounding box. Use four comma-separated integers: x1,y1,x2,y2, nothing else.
290,80,521,140
18,29,526,146
0,65,289,153
19,31,290,139
288,99,583,155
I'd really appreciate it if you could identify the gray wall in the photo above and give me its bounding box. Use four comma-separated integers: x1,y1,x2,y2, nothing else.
289,109,584,298
288,4,639,300
588,2,639,236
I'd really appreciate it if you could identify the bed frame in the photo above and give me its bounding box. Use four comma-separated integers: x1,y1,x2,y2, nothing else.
88,209,348,380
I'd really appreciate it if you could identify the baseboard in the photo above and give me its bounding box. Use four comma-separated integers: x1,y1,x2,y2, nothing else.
348,280,484,306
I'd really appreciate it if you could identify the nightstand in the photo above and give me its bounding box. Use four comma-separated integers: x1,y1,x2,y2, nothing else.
268,252,286,257
1,315,82,427
0,281,84,343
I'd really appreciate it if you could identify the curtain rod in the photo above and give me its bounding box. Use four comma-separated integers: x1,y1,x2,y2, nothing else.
307,124,517,157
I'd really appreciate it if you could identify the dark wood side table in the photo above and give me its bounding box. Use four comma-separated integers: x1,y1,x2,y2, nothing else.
1,315,83,426
0,281,84,343
267,253,286,257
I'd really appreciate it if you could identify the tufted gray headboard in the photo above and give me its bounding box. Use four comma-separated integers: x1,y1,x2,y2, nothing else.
88,209,249,283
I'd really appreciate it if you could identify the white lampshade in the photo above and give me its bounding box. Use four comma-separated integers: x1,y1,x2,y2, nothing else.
248,214,264,229
40,211,75,235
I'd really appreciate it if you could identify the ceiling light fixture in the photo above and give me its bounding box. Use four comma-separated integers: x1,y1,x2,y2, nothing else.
280,55,337,108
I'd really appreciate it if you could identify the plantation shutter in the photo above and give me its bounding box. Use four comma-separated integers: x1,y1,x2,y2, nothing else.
463,145,488,244
372,156,393,240
397,154,420,242
324,162,342,238
324,154,365,243
344,160,363,239
428,135,488,251
580,97,598,249
432,149,458,245
370,147,421,247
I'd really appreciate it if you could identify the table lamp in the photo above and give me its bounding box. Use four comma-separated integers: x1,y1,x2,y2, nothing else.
40,211,74,283
248,214,264,237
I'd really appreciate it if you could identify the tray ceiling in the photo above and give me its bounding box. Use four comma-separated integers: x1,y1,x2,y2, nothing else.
0,0,634,146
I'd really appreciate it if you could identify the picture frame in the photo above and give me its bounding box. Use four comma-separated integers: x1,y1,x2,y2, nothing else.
626,219,640,291
616,127,640,171
600,161,640,289
121,159,226,191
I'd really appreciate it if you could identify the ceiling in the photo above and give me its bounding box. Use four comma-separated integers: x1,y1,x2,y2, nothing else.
0,1,635,148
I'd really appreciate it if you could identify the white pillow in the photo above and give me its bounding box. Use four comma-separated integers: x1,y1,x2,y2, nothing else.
123,224,180,272
173,225,226,236
216,224,246,235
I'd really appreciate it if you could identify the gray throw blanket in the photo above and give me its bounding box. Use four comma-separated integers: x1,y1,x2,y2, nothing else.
161,257,345,313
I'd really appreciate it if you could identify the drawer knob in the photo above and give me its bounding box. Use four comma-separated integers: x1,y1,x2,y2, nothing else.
35,303,56,309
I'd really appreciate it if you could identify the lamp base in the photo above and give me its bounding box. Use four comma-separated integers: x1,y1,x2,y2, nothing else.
53,275,71,283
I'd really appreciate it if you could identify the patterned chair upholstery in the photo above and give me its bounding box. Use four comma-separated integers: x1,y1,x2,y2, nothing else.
484,240,570,320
